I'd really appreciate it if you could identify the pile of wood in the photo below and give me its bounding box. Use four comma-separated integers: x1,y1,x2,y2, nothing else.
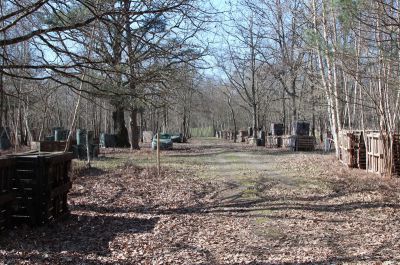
0,152,73,228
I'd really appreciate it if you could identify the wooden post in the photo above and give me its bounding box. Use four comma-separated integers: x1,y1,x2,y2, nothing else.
157,132,160,176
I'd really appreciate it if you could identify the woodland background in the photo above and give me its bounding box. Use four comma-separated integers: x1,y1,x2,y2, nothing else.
0,0,398,155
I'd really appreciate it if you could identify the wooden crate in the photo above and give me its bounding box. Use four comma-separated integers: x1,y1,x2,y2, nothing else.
266,136,282,148
11,152,73,226
0,157,15,230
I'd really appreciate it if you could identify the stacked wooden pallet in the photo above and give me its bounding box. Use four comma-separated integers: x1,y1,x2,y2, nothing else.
281,136,316,151
0,157,15,231
392,135,400,176
294,136,315,151
11,152,73,226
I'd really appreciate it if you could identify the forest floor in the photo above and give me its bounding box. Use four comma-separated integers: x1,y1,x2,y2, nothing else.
1,138,400,264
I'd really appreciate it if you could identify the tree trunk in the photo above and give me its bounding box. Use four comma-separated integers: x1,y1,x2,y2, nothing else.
0,71,3,128
252,103,257,137
130,108,140,150
112,105,129,147
282,90,286,134
140,109,144,142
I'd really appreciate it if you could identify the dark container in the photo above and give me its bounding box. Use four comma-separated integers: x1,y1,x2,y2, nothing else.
100,133,117,148
54,129,69,141
292,121,310,136
52,127,63,137
76,129,85,145
257,131,266,146
271,123,284,136
11,152,73,226
76,129,94,146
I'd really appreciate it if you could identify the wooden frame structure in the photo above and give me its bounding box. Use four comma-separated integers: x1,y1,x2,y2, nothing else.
338,130,400,176
338,130,367,169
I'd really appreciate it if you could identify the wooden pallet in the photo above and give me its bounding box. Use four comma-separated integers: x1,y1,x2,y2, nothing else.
366,133,385,175
282,135,296,148
281,135,315,151
266,136,282,148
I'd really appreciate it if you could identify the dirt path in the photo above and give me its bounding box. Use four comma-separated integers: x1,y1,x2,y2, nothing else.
1,138,400,264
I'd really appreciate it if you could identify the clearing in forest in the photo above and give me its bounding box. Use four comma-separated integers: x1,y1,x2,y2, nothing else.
1,138,399,264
